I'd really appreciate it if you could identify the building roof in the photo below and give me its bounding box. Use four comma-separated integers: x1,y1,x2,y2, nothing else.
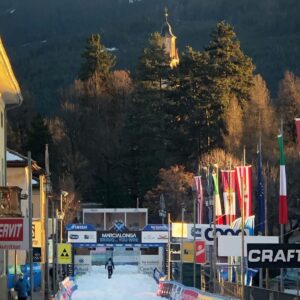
6,149,43,173
0,38,23,105
161,9,176,38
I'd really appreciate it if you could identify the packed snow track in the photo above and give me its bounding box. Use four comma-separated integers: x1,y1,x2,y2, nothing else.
72,265,161,300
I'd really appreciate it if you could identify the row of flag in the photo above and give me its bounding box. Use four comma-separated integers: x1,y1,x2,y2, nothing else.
193,121,295,229
194,165,253,226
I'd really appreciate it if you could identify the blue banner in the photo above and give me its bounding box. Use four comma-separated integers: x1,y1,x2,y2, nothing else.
66,223,95,231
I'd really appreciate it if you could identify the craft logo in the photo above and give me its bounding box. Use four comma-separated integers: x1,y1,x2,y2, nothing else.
247,243,300,268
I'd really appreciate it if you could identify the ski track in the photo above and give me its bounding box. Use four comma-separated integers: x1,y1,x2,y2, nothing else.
72,265,161,300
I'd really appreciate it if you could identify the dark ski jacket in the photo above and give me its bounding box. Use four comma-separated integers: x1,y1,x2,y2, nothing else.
14,278,30,297
105,259,115,269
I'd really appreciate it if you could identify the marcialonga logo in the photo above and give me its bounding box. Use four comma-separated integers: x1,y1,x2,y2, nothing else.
57,243,72,264
111,220,127,232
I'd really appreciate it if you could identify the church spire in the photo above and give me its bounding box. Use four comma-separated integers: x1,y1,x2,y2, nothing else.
160,8,179,68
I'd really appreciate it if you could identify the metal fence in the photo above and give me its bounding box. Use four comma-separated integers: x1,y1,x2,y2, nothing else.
215,281,299,300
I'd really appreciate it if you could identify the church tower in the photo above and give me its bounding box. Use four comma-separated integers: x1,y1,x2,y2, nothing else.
161,9,179,68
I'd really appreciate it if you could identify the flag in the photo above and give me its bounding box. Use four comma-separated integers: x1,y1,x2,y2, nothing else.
235,166,253,219
212,172,223,224
278,134,288,224
295,118,300,152
194,176,204,224
221,170,236,224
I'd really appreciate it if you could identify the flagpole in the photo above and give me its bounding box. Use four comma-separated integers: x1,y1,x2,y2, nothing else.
213,165,218,293
265,162,269,289
241,147,245,300
258,136,263,288
280,119,284,293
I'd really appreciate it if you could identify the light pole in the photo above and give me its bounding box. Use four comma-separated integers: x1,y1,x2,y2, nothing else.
60,191,68,243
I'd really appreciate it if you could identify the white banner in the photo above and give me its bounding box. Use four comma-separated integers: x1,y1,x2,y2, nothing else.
67,231,97,243
0,217,29,250
142,231,168,243
74,255,92,275
184,224,249,245
218,236,279,257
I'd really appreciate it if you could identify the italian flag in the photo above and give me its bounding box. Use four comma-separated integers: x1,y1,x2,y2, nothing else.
278,134,288,224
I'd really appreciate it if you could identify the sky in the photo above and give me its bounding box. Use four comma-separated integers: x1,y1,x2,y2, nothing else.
72,265,161,300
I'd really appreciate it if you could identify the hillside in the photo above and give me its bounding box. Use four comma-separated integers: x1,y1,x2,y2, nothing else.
1,0,300,112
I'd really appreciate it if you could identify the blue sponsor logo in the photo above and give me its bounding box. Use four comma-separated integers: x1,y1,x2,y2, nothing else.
70,234,79,239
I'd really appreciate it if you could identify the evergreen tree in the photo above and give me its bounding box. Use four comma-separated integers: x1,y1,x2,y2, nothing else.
277,71,300,145
79,34,116,81
26,114,53,167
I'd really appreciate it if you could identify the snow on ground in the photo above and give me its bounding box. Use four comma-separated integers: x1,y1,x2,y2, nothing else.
72,265,161,300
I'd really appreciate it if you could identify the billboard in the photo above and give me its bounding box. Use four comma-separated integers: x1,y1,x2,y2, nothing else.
0,218,29,250
97,220,141,244
142,231,168,244
218,236,279,257
247,243,300,268
195,241,206,264
67,231,97,243
176,224,249,245
182,242,194,263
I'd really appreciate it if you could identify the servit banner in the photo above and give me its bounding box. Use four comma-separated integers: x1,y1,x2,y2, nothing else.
67,231,97,243
97,221,141,244
0,218,29,250
247,243,300,268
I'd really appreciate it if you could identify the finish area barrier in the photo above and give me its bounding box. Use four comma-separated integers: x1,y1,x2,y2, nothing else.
156,280,237,300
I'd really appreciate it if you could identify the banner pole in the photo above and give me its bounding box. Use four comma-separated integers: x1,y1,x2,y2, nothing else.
193,189,196,288
167,213,171,281
28,151,33,300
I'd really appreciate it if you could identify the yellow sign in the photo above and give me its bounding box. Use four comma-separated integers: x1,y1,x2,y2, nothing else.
57,243,72,264
183,242,194,263
172,223,188,238
32,220,42,247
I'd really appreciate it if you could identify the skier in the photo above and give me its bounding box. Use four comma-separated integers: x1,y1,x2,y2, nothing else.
105,257,115,278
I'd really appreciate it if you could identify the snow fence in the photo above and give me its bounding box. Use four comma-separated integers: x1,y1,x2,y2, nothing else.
55,276,78,300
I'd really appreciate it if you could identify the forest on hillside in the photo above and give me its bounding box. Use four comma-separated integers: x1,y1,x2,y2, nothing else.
0,0,300,112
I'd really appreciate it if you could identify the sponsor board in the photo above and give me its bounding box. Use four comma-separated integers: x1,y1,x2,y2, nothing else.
182,289,199,300
183,242,194,263
195,241,206,264
57,243,72,264
32,220,42,247
0,218,29,250
247,243,300,268
142,231,168,243
172,223,188,238
177,224,249,245
170,243,181,261
66,223,95,231
67,231,97,243
143,224,168,231
74,255,92,275
218,236,279,257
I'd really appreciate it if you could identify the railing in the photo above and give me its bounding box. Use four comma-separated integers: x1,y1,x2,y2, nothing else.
55,277,77,300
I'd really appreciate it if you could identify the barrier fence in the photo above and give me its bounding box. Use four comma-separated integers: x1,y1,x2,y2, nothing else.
55,277,78,300
154,268,236,300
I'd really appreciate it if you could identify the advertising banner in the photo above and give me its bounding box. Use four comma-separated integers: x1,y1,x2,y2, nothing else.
0,217,29,250
247,243,300,268
218,236,279,257
66,224,95,231
195,241,206,264
67,231,97,243
143,224,168,231
97,221,141,244
183,224,249,245
142,231,168,244
172,223,188,238
74,255,92,275
57,243,72,264
32,220,42,247
170,243,181,262
183,242,194,263
182,289,199,299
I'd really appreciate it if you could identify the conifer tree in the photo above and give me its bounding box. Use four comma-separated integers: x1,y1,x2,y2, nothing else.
277,71,300,145
79,34,116,81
